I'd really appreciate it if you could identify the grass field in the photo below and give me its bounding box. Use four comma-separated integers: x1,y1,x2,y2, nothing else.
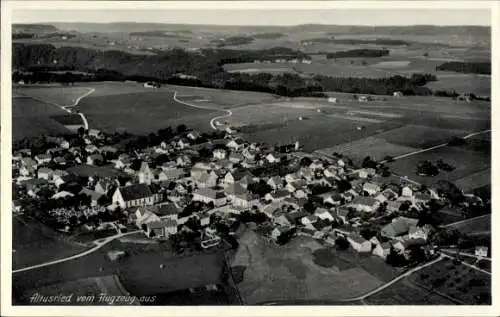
387,146,490,187
18,275,131,305
12,216,89,270
79,91,217,134
365,279,456,305
13,86,93,107
317,136,419,164
230,229,385,304
444,214,491,235
454,169,490,193
409,258,491,304
13,238,225,303
426,73,491,97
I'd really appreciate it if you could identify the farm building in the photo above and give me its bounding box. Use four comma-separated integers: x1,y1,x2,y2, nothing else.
328,97,337,103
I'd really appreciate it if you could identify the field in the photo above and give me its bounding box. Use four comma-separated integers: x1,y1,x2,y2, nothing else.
13,85,94,107
408,257,491,304
230,229,389,304
454,169,490,193
12,215,90,270
426,73,491,97
13,238,226,304
444,214,491,236
18,275,132,305
79,90,217,134
365,279,456,305
387,145,490,187
317,137,419,164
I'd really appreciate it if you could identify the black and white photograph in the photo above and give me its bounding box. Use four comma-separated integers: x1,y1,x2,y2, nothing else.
1,0,497,314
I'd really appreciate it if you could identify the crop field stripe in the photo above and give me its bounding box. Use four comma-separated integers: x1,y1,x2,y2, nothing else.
347,110,402,118
326,114,384,123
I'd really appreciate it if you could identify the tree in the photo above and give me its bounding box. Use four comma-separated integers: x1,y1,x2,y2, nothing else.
335,237,349,250
417,160,439,177
176,124,187,134
300,157,312,166
362,156,377,169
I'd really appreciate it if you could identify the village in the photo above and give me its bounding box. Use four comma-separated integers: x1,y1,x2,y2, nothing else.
12,123,489,268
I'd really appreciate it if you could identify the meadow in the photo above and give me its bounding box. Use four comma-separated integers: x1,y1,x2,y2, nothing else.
408,258,491,304
231,229,386,304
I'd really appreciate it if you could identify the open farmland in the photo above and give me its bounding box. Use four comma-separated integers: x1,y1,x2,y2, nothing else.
425,73,491,97
13,96,72,140
13,238,226,304
318,137,418,165
13,216,90,270
13,85,94,107
231,229,384,304
78,90,217,134
408,258,491,304
444,214,491,236
387,146,490,187
373,125,471,148
454,169,490,193
365,279,456,305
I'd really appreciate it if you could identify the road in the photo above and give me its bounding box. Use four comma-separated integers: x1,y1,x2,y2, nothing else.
440,253,491,276
380,129,491,163
261,255,445,305
439,213,490,229
12,230,141,274
440,249,491,261
173,91,232,130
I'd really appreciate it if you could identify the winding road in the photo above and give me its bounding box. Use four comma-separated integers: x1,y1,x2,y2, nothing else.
13,230,141,274
173,91,233,130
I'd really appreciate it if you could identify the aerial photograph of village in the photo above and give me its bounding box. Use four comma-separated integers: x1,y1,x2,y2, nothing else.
8,5,492,307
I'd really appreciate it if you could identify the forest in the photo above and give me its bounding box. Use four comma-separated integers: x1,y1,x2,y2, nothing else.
326,49,390,59
436,61,491,75
13,43,440,97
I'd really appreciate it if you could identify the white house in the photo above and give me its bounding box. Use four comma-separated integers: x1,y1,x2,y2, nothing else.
112,184,160,209
138,162,154,185
347,234,372,253
475,246,489,258
265,153,280,164
363,182,381,196
401,186,413,197
314,208,335,221
213,149,227,160
372,242,392,259
193,188,227,206
347,196,380,213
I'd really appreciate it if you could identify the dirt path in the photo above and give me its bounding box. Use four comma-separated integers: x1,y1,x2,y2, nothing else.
12,230,141,274
173,91,232,130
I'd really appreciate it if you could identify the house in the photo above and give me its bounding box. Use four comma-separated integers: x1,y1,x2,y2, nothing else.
158,167,184,181
285,180,307,193
387,200,403,213
309,160,324,170
414,193,431,204
393,91,403,98
271,226,293,241
228,152,244,163
336,207,350,223
401,186,413,197
262,202,282,218
80,188,104,207
177,139,191,149
347,196,380,213
193,188,227,206
138,162,154,185
213,148,227,160
87,154,103,166
232,192,259,209
475,246,489,258
85,144,99,153
347,234,372,252
53,156,66,166
35,154,51,165
37,167,53,180
393,238,426,256
363,182,380,196
274,215,294,228
88,129,102,138
408,225,431,241
146,219,178,238
375,193,388,204
156,203,181,220
284,172,300,184
314,208,335,221
301,215,319,226
372,242,392,259
187,131,201,140
112,184,161,209
382,188,398,200
267,176,283,190
176,155,192,167
323,166,338,178
265,153,280,164
95,179,117,195
264,190,290,202
226,139,245,150
380,217,418,239
51,191,75,200
196,171,218,188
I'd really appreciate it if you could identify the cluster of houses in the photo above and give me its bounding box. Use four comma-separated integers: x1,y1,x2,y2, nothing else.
12,124,486,262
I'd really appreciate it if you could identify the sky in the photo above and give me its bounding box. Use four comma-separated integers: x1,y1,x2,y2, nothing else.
13,8,491,26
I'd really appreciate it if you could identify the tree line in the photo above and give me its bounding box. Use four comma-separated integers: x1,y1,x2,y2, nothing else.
436,61,491,75
12,43,443,97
